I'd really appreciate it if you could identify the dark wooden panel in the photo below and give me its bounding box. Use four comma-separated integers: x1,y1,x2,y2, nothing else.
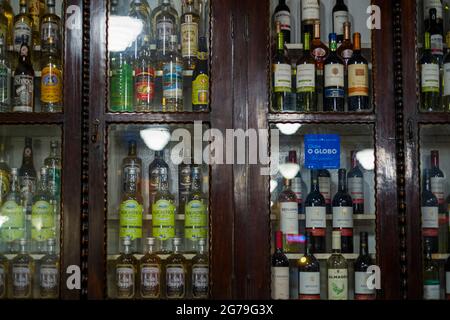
417,112,450,124
104,112,209,124
268,113,376,124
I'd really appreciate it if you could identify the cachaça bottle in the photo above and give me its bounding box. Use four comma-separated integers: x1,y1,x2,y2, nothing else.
0,142,10,203
271,231,289,300
13,0,32,53
424,0,443,31
192,238,209,299
13,43,34,112
119,167,143,254
289,151,304,214
336,22,353,67
327,231,348,300
348,33,370,112
11,238,34,299
122,140,143,194
423,238,440,300
278,176,299,253
354,232,376,300
178,148,192,212
0,0,14,48
149,150,169,208
116,236,138,299
39,238,59,299
442,32,450,111
19,137,36,217
191,36,209,112
420,32,441,112
110,49,133,112
301,0,320,39
0,36,11,112
134,36,155,112
129,0,152,62
28,0,44,47
272,22,292,112
41,36,63,112
318,169,332,214
348,151,364,215
163,35,183,112
305,170,326,253
422,169,439,254
44,141,62,204
273,0,291,44
324,33,345,112
165,237,187,299
41,0,62,54
0,251,7,298
181,0,199,70
298,232,320,300
430,150,446,214
139,237,162,299
332,0,349,44
427,8,444,64
445,255,450,299
296,32,317,112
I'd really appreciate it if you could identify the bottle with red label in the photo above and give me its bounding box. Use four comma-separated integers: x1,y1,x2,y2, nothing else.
288,151,304,214
134,36,155,112
348,151,364,215
430,150,446,214
305,170,326,253
271,231,290,300
422,169,439,253
332,168,353,253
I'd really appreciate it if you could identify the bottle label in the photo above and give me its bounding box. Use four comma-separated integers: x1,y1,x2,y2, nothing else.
422,206,439,229
149,167,168,201
152,199,175,240
274,11,291,31
271,267,289,300
31,200,55,241
0,201,25,242
446,272,450,294
41,66,63,104
424,281,441,300
431,34,444,56
355,271,376,295
12,265,31,291
163,62,183,99
312,47,327,59
181,20,199,58
443,63,450,96
13,22,32,52
110,62,133,110
40,265,58,289
156,20,174,49
13,75,34,112
318,176,331,205
0,169,10,200
296,63,315,93
192,265,209,297
192,74,209,105
328,268,348,300
134,66,155,102
116,266,135,296
141,264,160,297
299,271,320,296
348,64,369,97
119,199,143,240
348,177,364,205
305,206,326,228
273,64,292,93
292,177,303,204
424,0,443,20
342,49,354,59
0,65,11,106
185,200,207,240
302,0,320,21
20,175,36,202
333,11,349,36
325,64,344,90
421,64,440,93
41,21,60,46
47,167,61,199
431,176,445,204
332,207,354,228
166,265,186,298
280,201,299,235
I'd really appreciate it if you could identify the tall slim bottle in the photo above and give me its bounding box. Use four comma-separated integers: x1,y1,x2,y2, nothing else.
298,232,320,300
19,137,36,218
44,141,61,205
181,0,199,70
348,33,370,111
163,35,183,112
13,0,33,53
0,0,14,47
28,0,45,47
11,238,34,299
0,36,11,112
192,238,209,299
13,43,34,112
41,36,63,112
139,237,162,299
423,238,440,300
296,32,317,112
116,236,138,299
39,238,59,299
421,32,441,112
191,36,209,111
165,237,187,299
348,151,364,214
327,231,348,300
305,170,326,253
354,232,376,300
324,33,345,112
0,142,10,203
272,22,291,112
422,169,439,253
41,0,62,54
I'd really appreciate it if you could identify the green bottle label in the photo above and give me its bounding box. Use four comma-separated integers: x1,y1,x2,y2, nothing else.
110,63,133,112
47,167,61,199
184,200,207,240
31,200,55,241
152,200,175,240
119,200,143,240
192,74,209,106
0,201,25,241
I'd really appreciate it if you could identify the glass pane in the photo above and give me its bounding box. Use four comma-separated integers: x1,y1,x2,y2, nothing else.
270,123,377,300
269,0,373,113
419,125,450,300
0,0,64,113
107,124,210,299
107,0,210,113
0,125,62,299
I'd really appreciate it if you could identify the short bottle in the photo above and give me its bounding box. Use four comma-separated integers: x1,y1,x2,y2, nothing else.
327,231,348,300
298,232,321,300
11,238,34,299
423,238,440,300
191,238,209,299
116,236,138,299
165,237,187,299
139,237,162,299
271,231,290,300
39,238,59,299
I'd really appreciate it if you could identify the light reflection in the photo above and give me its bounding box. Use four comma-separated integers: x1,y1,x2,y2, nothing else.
108,16,143,52
140,126,171,151
270,179,278,193
275,123,302,136
356,149,375,171
278,163,300,180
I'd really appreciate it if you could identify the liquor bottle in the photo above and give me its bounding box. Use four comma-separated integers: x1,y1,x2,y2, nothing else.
336,22,353,67
301,0,320,39
273,0,291,44
129,0,152,62
44,141,61,204
11,238,34,299
348,151,364,215
0,0,14,47
0,142,10,203
272,22,291,112
31,167,55,253
185,165,207,253
348,33,370,111
430,150,446,214
318,169,332,214
192,238,209,299
278,177,299,253
119,167,143,254
0,168,25,253
289,151,304,214
332,169,353,254
178,149,191,213
420,32,441,112
134,36,155,112
327,231,348,300
427,8,444,63
41,37,63,112
332,0,349,44
445,255,450,299
163,35,183,112
442,32,450,111
13,0,33,53
110,50,133,112
424,0,443,31
423,238,440,300
122,140,142,194
298,232,321,300
191,36,209,111
39,238,59,299
0,36,11,112
139,237,162,299
41,0,62,54
19,137,37,216
116,236,138,299
0,252,7,298
0,10,7,51
422,169,439,254
354,232,376,300
13,43,34,112
324,33,345,112
149,150,169,208
181,0,199,70
311,20,329,71
28,0,45,47
271,231,289,300
165,237,187,299
305,170,326,253
296,32,317,112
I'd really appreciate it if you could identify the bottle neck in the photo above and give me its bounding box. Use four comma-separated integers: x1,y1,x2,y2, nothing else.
283,179,292,190
198,244,206,255
304,33,311,52
424,175,432,192
123,244,131,255
191,175,202,193
305,236,313,255
147,244,155,254
173,243,181,254
47,243,55,255
431,153,439,168
311,177,320,193
22,146,34,166
38,175,48,193
338,171,347,192
129,144,137,157
330,39,337,52
125,173,139,195
48,5,55,15
424,33,432,51
19,243,27,254
20,2,26,14
360,237,369,256
277,31,285,52
332,233,341,253
313,23,320,40
10,174,20,193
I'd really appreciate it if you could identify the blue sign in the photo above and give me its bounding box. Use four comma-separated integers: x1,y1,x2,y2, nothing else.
304,134,340,169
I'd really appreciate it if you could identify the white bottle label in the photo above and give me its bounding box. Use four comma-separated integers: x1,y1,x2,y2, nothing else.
422,206,439,229
332,207,354,228
141,266,160,291
117,267,134,290
424,283,441,300
274,64,292,92
333,11,349,36
292,177,303,204
446,272,450,294
348,64,369,97
431,176,445,204
325,64,345,87
280,202,299,235
431,34,444,56
299,271,320,295
40,266,59,289
348,177,364,205
192,266,209,292
328,268,348,300
443,63,450,96
166,266,185,292
421,64,440,93
302,0,320,21
274,11,291,31
297,63,315,93
13,22,32,52
12,266,31,289
424,0,443,20
355,271,376,295
271,267,290,300
305,206,326,228
318,176,331,204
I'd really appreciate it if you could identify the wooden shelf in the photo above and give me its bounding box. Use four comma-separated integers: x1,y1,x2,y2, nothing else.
432,254,450,261
107,253,195,261
267,112,375,123
417,112,450,124
0,112,64,124
104,112,210,124
286,253,376,260
270,214,376,221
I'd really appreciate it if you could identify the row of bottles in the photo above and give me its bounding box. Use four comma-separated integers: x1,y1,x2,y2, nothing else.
423,238,450,300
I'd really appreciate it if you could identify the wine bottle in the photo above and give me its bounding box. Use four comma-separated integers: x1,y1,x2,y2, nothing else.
272,22,292,112
271,231,290,300
422,169,439,254
348,32,370,111
445,255,450,299
336,21,353,67
273,0,291,44
348,151,364,215
430,150,446,214
318,169,331,214
310,20,329,72
332,0,349,44
442,32,450,111
324,33,345,112
332,169,354,254
296,32,317,112
301,0,320,39
420,32,441,112
278,177,299,253
423,238,440,300
354,232,376,300
298,232,321,300
289,151,304,214
305,170,326,253
327,231,348,300
427,8,444,64
424,0,443,31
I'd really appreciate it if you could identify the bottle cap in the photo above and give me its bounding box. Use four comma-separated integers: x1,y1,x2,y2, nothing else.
329,33,337,43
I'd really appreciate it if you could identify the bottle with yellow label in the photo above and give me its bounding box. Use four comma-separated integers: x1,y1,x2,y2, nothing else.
347,32,370,111
0,143,10,204
191,36,209,112
41,36,63,112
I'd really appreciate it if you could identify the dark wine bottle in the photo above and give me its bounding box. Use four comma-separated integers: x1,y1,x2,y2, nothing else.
427,8,444,64
423,238,441,300
445,255,450,300
305,170,326,253
420,32,441,112
271,231,290,300
289,151,304,214
332,0,349,44
272,22,292,112
422,169,439,254
354,232,376,300
273,0,291,44
348,151,364,215
348,32,370,111
332,169,353,253
430,150,446,214
323,33,345,112
297,232,321,300
318,169,331,214
424,0,443,32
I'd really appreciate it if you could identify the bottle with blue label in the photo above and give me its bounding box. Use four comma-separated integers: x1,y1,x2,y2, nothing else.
324,33,345,112
162,35,183,112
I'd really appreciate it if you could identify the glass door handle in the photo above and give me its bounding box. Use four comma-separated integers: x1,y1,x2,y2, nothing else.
91,119,100,144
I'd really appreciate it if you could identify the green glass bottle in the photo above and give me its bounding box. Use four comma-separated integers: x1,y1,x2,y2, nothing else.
296,32,316,111
272,22,291,112
421,32,441,111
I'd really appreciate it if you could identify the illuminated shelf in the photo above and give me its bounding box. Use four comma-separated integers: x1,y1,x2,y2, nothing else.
5,254,45,260
432,254,450,260
107,253,195,261
286,253,376,260
108,214,185,221
270,214,376,221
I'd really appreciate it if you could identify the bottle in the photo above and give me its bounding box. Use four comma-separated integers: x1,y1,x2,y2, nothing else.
44,141,62,204
336,22,353,67
272,22,292,112
139,237,162,299
178,149,192,213
445,255,450,299
134,36,155,112
0,142,10,203
422,169,439,254
11,238,34,299
311,20,329,72
119,167,143,253
271,231,289,300
191,36,209,111
0,10,7,51
122,140,142,194
163,35,183,112
348,151,364,215
165,237,187,299
420,32,441,112
424,0,443,31
278,177,299,253
39,238,59,299
41,0,62,54
301,0,320,39
149,150,169,208
318,169,332,214
332,0,349,44
28,0,45,47
0,36,11,112
181,0,199,70
296,32,317,112
185,165,208,253
0,251,7,298
327,231,348,300
13,0,33,53
191,238,209,299
0,0,14,47
116,236,138,299
0,168,25,253
427,8,444,63
298,232,321,300
110,50,133,112
13,43,34,112
324,33,345,112
354,232,376,300
19,137,37,217
289,151,304,214
423,238,440,300
273,0,291,44
442,32,450,111
129,0,152,62
430,150,446,214
41,36,63,112
332,169,354,254
348,33,370,111
305,170,326,253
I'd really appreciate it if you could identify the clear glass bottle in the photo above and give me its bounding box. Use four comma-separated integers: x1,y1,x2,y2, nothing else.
41,36,63,112
152,176,176,253
116,236,138,299
134,36,155,112
139,237,162,299
0,36,11,112
19,137,36,218
181,0,200,70
11,238,34,299
327,231,348,300
129,0,152,62
41,0,61,54
44,141,62,205
162,35,183,112
191,238,209,299
13,0,33,53
39,238,59,299
296,32,317,112
149,150,169,208
0,142,11,203
165,237,187,299
121,140,143,194
12,43,34,112
28,0,45,47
